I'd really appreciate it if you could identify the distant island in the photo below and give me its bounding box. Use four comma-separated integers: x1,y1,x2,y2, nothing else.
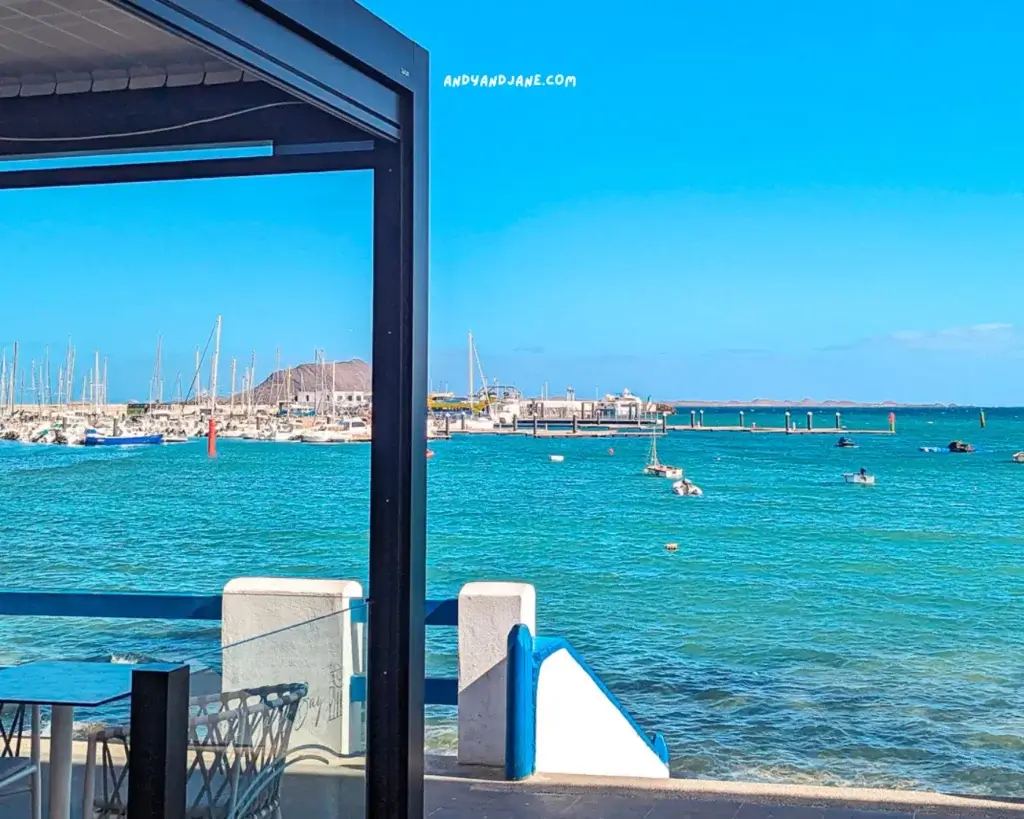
668,398,956,409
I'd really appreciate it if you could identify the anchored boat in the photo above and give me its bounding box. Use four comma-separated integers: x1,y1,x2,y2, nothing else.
643,425,682,479
84,429,163,447
672,478,703,496
843,470,875,485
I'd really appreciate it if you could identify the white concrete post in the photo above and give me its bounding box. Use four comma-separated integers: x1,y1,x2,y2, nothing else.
457,582,536,767
221,577,365,758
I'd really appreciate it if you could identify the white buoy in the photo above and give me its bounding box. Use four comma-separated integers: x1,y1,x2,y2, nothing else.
549,454,564,463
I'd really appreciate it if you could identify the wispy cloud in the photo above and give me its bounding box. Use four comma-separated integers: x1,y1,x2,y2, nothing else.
821,323,1022,355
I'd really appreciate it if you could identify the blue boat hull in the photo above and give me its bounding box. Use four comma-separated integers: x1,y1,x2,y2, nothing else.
84,434,164,447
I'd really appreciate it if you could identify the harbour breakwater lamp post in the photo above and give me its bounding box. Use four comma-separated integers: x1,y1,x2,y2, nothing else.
0,2,429,817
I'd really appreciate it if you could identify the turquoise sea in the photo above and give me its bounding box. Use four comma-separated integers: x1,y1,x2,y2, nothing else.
2,407,1024,795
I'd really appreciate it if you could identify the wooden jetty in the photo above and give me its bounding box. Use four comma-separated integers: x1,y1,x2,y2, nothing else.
665,425,894,435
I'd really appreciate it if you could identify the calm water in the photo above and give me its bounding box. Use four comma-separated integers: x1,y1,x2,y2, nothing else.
2,407,1023,794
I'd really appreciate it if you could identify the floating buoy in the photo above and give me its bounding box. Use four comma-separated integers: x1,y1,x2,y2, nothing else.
426,449,435,459
549,454,564,462
608,447,615,455
665,542,679,552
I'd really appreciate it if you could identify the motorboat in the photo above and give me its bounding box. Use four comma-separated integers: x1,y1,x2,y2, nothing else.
836,437,858,449
163,433,189,444
948,440,975,454
84,429,164,447
1013,452,1024,463
843,471,876,485
672,478,703,497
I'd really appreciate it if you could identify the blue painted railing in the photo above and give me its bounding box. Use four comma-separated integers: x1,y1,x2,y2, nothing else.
0,590,459,704
505,623,669,780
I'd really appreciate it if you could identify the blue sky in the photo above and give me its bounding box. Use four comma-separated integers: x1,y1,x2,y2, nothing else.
2,0,1024,404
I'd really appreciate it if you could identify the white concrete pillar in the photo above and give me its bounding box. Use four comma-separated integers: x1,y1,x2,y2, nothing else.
221,577,365,758
457,581,536,767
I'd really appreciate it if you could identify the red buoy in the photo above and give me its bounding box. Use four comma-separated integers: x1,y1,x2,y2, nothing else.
207,417,217,457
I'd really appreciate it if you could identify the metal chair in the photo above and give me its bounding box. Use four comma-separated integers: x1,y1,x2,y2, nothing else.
82,683,307,819
0,702,40,819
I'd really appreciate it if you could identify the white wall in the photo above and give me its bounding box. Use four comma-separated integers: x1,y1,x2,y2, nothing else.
457,582,536,767
221,577,365,759
534,647,669,779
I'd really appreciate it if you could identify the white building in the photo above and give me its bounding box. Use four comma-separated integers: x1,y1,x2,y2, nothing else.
293,390,371,410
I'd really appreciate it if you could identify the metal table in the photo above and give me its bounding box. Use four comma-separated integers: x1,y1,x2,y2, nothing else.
0,661,147,819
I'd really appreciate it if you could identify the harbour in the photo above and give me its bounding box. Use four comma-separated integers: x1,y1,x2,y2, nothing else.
2,406,1024,794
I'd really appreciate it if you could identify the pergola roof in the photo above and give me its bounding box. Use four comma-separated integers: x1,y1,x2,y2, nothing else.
0,0,221,86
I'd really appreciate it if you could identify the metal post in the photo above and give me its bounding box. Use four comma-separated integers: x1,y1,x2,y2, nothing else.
533,416,538,437
806,411,813,431
785,411,791,433
572,415,578,434
127,665,189,819
739,410,745,428
690,410,696,429
835,412,841,430
366,76,428,819
698,409,704,428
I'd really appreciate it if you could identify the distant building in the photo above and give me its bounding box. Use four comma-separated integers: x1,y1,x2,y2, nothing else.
291,390,371,410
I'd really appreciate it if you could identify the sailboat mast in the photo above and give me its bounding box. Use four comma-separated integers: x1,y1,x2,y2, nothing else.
43,346,50,406
192,347,200,403
248,349,256,417
65,340,75,409
274,348,281,408
102,357,108,408
93,351,100,408
230,359,237,412
10,341,18,415
209,315,222,413
151,335,163,404
467,331,474,410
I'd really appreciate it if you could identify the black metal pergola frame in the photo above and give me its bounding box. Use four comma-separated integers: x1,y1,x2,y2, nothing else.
0,2,428,817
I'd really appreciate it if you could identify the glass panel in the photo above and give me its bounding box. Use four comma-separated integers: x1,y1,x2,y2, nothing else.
79,603,367,819
211,601,368,818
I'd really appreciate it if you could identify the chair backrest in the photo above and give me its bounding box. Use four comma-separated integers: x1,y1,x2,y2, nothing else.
94,683,307,819
0,703,28,758
188,683,307,819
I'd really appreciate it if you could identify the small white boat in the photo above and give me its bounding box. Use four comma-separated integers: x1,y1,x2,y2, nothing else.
672,479,703,497
843,472,876,485
1013,452,1024,464
643,429,683,478
549,454,564,463
164,434,189,444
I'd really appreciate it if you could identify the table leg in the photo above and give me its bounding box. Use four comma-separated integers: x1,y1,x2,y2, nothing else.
48,705,74,819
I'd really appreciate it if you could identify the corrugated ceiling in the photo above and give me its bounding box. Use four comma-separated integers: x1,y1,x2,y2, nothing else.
0,0,254,96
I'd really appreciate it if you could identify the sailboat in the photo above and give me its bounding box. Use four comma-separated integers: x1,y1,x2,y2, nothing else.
643,424,682,479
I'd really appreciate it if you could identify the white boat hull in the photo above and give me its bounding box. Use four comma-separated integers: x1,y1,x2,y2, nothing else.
843,473,876,485
672,480,703,496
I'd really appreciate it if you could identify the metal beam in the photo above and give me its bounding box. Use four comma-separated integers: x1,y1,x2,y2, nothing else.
0,590,221,620
115,0,400,139
245,0,423,92
366,77,428,819
0,82,366,159
0,148,373,190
